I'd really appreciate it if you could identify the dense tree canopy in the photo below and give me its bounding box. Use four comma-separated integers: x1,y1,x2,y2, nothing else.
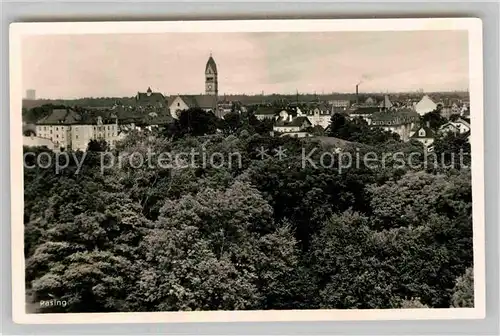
24,107,474,312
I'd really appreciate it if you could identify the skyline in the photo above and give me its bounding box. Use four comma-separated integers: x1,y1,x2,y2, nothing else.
22,30,469,99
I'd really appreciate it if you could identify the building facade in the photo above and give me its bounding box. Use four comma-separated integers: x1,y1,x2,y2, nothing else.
35,108,121,151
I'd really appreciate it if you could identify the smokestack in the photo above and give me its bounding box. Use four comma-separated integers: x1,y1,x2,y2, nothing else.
355,84,359,105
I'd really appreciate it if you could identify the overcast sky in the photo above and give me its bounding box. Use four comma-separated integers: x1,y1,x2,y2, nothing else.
22,30,469,99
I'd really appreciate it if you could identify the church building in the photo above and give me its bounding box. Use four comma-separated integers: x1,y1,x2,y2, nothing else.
169,54,219,119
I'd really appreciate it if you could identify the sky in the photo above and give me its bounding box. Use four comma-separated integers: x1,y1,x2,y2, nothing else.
22,30,469,99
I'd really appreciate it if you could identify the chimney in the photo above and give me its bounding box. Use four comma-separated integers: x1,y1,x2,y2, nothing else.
355,84,359,105
426,121,430,128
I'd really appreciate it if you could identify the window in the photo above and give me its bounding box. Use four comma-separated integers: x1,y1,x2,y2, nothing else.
76,135,79,139
44,126,47,131
50,130,53,134
177,102,180,107
56,127,58,131
56,135,59,138
419,129,426,137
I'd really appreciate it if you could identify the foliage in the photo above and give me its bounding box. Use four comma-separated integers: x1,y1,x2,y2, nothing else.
421,110,447,130
23,114,474,312
451,267,474,308
328,113,400,145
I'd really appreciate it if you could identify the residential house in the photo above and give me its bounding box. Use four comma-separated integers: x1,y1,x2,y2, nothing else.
273,114,313,138
378,95,394,109
328,97,351,108
439,117,471,135
348,106,381,124
364,97,377,105
370,108,420,141
253,106,279,120
305,104,333,129
410,122,436,148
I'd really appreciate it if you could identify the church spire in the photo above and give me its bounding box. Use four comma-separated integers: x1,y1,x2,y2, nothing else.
205,53,218,96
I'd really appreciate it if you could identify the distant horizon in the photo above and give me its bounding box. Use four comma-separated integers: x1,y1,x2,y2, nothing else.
23,89,470,101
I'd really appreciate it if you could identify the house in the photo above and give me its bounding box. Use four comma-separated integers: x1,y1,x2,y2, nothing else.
439,117,471,135
273,115,312,138
328,96,351,108
168,95,218,119
305,104,333,129
23,135,57,151
414,95,437,116
348,106,381,124
370,109,420,141
364,97,377,105
410,122,436,148
378,95,393,109
253,106,279,120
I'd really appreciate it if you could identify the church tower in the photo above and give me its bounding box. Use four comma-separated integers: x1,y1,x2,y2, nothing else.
205,54,218,96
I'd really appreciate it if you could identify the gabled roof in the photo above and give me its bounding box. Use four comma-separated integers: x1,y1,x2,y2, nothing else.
378,95,393,108
176,95,217,110
136,90,166,105
415,95,437,113
36,108,82,125
411,126,435,139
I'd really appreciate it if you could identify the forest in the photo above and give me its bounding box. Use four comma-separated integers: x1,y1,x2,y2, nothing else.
24,109,474,312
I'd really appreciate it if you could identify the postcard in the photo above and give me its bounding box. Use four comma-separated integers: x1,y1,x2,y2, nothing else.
10,18,485,324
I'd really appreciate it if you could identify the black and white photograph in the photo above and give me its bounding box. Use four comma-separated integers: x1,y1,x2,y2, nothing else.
10,18,485,323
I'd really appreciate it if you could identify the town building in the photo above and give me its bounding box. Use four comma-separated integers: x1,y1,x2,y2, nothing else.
378,95,394,109
168,55,219,119
135,87,167,111
410,122,436,148
370,108,420,141
273,111,312,138
328,96,351,108
253,106,279,120
348,106,381,124
168,95,218,119
303,104,334,129
439,117,471,135
414,94,438,116
35,108,122,151
23,135,56,151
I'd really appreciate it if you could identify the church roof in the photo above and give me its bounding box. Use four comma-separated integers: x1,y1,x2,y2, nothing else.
205,55,218,74
177,95,218,110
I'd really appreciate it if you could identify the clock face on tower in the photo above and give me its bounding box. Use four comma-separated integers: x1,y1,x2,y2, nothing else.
208,84,212,90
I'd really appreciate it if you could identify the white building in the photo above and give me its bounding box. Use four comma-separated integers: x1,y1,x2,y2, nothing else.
23,135,56,151
35,108,122,151
414,95,437,116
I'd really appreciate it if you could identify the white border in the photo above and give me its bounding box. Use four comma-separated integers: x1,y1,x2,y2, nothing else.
10,18,485,324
